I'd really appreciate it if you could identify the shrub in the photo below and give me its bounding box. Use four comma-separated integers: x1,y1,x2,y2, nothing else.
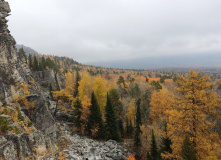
27,121,33,127
0,116,9,133
14,126,20,134
18,113,24,121
3,108,8,115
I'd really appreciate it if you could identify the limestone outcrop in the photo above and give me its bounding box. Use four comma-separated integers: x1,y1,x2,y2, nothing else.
0,0,57,159
0,0,28,102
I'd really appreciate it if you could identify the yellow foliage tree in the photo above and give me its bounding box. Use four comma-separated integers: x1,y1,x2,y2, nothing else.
150,87,175,122
167,70,221,159
64,72,75,96
77,72,93,133
52,89,73,103
52,89,73,116
79,95,91,134
78,72,93,102
126,98,136,124
93,75,107,118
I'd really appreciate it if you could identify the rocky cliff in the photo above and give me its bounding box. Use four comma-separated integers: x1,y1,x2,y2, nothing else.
0,0,130,159
0,0,57,159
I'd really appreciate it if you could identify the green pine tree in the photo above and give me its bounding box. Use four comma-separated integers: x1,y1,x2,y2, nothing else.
146,151,152,160
41,56,46,70
28,54,33,69
150,130,160,160
105,93,121,142
73,97,82,130
134,98,142,149
109,89,123,120
33,55,39,71
39,60,43,71
118,119,125,138
181,136,197,160
87,92,105,139
160,123,172,157
129,119,134,137
126,118,130,137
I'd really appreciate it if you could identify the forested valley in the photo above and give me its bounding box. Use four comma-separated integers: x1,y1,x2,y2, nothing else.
22,50,221,160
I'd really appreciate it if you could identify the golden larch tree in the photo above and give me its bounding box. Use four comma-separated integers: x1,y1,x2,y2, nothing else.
78,72,93,102
78,72,93,132
64,72,75,96
93,75,107,118
150,87,175,122
167,70,221,159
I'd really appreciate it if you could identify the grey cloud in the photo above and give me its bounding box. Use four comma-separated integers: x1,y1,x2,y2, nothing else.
7,0,221,67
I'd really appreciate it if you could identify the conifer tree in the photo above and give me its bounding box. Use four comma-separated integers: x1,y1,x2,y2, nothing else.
28,54,33,69
146,151,151,160
41,56,46,70
87,92,104,139
126,118,130,137
73,97,83,130
33,55,39,71
181,136,197,160
167,70,221,158
150,130,159,160
160,123,172,156
134,98,142,149
118,119,125,138
109,89,123,120
129,119,134,137
38,60,43,71
105,93,121,141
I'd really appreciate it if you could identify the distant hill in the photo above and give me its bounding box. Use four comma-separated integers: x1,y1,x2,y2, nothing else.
153,67,221,73
16,44,39,55
15,45,221,74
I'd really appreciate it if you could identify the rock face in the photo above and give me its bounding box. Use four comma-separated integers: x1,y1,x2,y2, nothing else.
0,0,56,131
0,0,28,102
1,131,55,160
0,0,57,159
32,69,65,91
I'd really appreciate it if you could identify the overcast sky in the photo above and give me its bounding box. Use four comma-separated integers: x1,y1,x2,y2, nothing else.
7,0,221,68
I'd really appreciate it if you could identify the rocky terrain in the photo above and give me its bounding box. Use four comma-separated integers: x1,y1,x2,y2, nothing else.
0,0,130,159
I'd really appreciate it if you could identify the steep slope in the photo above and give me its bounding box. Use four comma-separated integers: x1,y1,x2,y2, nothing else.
0,0,57,159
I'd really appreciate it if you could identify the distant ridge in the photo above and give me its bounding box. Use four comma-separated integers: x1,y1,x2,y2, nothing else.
16,44,39,55
152,67,221,73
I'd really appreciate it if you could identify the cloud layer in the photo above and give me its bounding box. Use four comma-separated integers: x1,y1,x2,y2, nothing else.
7,0,221,67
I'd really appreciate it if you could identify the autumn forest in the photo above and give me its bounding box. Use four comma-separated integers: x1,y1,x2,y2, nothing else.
21,49,221,160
